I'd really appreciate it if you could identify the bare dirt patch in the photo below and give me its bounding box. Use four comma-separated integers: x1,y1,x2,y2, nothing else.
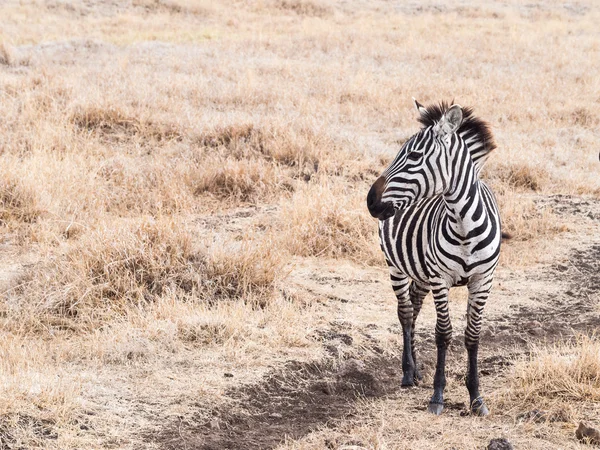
150,355,402,450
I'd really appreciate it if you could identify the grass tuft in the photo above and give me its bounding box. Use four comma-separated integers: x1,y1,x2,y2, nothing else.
0,175,42,225
275,0,333,17
488,162,549,192
190,158,283,203
276,183,382,264
11,220,283,330
493,335,600,418
0,41,15,66
71,105,182,142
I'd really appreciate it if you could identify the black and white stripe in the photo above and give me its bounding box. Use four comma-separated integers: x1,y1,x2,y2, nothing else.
367,100,501,416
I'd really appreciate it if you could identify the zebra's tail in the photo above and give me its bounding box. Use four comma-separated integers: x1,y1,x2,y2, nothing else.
501,232,512,240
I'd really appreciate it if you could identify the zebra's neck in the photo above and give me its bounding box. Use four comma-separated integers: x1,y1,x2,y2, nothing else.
442,148,487,240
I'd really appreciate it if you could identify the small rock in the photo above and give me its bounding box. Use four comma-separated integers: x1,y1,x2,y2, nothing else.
209,419,220,430
517,409,547,423
487,438,514,450
224,372,234,378
496,330,510,338
576,422,600,445
549,408,571,423
529,327,544,337
269,413,283,419
338,359,366,375
325,344,340,357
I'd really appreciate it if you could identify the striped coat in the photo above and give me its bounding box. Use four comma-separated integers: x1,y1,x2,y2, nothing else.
367,100,501,416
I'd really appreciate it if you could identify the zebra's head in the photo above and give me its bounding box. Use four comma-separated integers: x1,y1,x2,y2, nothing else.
367,100,465,220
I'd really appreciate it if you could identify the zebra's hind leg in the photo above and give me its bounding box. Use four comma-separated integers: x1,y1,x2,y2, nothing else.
409,281,428,382
428,285,452,415
390,268,416,387
465,276,492,416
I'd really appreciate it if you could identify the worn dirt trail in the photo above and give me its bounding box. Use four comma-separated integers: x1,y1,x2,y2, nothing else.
147,195,600,449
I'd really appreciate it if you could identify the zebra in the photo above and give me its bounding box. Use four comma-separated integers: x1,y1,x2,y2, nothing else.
366,100,501,416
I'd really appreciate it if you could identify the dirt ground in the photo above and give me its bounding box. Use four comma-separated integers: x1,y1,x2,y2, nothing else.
143,194,600,450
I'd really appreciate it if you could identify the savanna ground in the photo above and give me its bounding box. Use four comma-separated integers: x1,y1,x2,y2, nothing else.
0,0,599,448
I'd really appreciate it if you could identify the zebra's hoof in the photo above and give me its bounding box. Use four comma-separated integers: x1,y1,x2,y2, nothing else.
401,372,416,387
427,402,444,415
471,397,489,416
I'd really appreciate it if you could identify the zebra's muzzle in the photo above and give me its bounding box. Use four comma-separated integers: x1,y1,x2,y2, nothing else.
371,202,396,220
367,176,397,220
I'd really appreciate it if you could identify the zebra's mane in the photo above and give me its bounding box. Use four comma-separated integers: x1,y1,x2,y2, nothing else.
417,101,496,173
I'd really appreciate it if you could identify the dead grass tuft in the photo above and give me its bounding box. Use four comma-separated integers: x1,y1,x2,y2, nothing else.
190,158,284,203
133,0,212,15
71,105,182,142
494,335,600,417
571,107,598,127
11,220,283,330
487,162,549,192
198,123,324,172
0,175,42,225
496,192,567,242
177,315,237,345
202,236,283,305
194,123,375,203
276,183,382,265
22,219,197,319
275,0,333,17
0,41,15,66
97,156,191,214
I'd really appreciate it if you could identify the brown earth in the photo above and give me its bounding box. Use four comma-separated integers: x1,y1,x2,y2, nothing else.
146,194,600,449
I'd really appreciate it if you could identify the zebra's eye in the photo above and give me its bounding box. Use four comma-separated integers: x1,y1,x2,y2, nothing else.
407,151,423,161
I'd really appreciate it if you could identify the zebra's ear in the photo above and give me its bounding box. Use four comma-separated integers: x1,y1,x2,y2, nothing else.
413,97,428,116
436,104,463,136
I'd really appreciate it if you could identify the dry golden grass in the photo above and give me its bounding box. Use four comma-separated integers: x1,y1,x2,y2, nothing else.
0,173,42,226
191,157,282,202
276,182,382,264
0,41,14,66
275,0,333,17
8,219,283,333
0,0,598,447
494,335,600,421
191,123,376,203
487,161,550,192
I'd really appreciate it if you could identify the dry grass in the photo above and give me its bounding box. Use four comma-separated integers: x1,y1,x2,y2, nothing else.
0,0,598,447
0,41,14,66
192,123,375,203
191,157,282,202
488,161,550,192
497,194,567,242
132,0,213,15
9,219,283,331
0,173,42,225
493,335,600,419
276,182,382,264
71,105,183,143
275,0,333,17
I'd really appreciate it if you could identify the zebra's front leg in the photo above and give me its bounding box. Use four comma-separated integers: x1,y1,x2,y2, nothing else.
428,285,452,415
409,281,428,382
465,277,492,416
390,269,416,387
